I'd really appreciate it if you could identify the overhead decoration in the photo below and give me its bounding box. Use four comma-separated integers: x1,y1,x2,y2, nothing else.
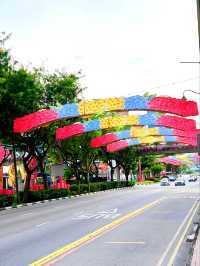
136,144,196,155
158,157,183,166
106,136,197,153
158,154,198,165
161,155,194,165
177,136,197,146
90,127,200,148
14,96,198,133
56,113,196,140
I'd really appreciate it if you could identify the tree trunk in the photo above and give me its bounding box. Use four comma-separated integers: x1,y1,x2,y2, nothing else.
125,170,129,185
23,172,31,203
110,167,114,182
22,154,37,203
94,163,99,179
38,158,48,189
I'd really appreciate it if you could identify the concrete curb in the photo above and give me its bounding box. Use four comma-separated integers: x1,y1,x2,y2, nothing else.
0,186,132,211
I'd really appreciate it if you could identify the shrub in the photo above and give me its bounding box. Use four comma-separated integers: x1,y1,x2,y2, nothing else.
128,180,136,186
0,180,133,206
80,184,89,194
0,195,15,208
100,182,107,191
70,184,79,195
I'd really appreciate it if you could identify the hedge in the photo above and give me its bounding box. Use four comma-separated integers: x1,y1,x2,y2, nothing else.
0,195,15,208
0,180,134,207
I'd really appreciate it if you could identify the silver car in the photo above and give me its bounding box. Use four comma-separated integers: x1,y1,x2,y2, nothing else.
160,178,170,186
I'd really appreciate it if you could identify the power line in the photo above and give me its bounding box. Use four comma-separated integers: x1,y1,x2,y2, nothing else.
127,76,200,96
152,76,200,90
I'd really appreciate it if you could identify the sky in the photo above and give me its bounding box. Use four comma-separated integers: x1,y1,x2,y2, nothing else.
0,0,199,102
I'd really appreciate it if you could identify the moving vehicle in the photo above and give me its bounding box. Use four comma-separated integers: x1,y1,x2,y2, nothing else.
175,179,185,186
160,178,170,186
188,176,197,182
168,175,176,182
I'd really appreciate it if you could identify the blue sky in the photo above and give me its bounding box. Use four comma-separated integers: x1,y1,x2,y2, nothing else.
1,0,199,101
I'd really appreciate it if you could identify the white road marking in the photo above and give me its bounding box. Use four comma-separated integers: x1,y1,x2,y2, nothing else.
157,199,199,266
72,208,121,220
167,201,200,266
23,212,33,216
36,222,48,227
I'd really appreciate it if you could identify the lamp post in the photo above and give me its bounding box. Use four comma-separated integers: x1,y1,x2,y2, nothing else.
182,89,200,199
182,89,200,99
12,142,19,203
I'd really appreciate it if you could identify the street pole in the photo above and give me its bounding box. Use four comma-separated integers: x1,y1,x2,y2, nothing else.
196,0,200,52
12,133,19,204
196,0,200,199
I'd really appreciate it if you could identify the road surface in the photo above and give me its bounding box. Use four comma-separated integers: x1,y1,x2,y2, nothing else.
0,180,199,266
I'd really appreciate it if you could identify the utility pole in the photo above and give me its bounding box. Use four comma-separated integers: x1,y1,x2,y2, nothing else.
196,0,200,52
12,133,19,204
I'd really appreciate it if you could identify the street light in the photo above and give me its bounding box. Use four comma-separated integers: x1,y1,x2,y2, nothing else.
180,62,200,64
182,89,200,100
181,89,200,199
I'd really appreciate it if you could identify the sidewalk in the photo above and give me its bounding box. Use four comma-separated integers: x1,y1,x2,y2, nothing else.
191,230,200,266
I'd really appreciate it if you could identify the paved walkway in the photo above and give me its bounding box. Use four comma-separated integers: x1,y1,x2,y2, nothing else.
191,230,200,266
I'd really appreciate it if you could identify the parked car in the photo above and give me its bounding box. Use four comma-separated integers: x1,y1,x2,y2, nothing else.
168,175,176,182
160,178,170,186
188,176,197,182
175,179,185,186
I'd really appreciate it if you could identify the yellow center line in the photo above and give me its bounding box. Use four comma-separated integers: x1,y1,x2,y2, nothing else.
29,197,165,266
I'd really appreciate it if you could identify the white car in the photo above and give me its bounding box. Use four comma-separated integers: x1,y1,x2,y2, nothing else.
175,179,185,186
160,178,170,186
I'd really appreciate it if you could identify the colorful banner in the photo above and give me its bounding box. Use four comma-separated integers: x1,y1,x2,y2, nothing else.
14,96,198,133
56,113,196,140
90,127,200,148
106,136,197,152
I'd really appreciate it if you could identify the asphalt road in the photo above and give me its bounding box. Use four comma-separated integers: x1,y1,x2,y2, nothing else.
0,180,199,266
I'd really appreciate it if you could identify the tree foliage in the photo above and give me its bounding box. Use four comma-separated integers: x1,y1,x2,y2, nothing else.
150,163,164,176
0,37,84,201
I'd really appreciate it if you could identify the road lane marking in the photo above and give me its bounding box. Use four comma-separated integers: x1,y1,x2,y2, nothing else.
29,197,165,266
167,200,200,266
36,222,48,227
157,199,200,266
72,208,121,220
105,241,145,244
23,212,33,216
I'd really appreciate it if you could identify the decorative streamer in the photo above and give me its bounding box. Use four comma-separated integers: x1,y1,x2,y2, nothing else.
56,113,196,140
106,136,197,152
14,96,198,133
90,127,200,148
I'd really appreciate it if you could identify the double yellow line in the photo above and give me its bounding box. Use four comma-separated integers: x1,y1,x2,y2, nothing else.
30,197,165,266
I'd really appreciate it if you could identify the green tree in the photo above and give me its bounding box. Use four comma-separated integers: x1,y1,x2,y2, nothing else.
0,39,84,202
112,147,139,184
53,131,101,183
150,163,164,177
